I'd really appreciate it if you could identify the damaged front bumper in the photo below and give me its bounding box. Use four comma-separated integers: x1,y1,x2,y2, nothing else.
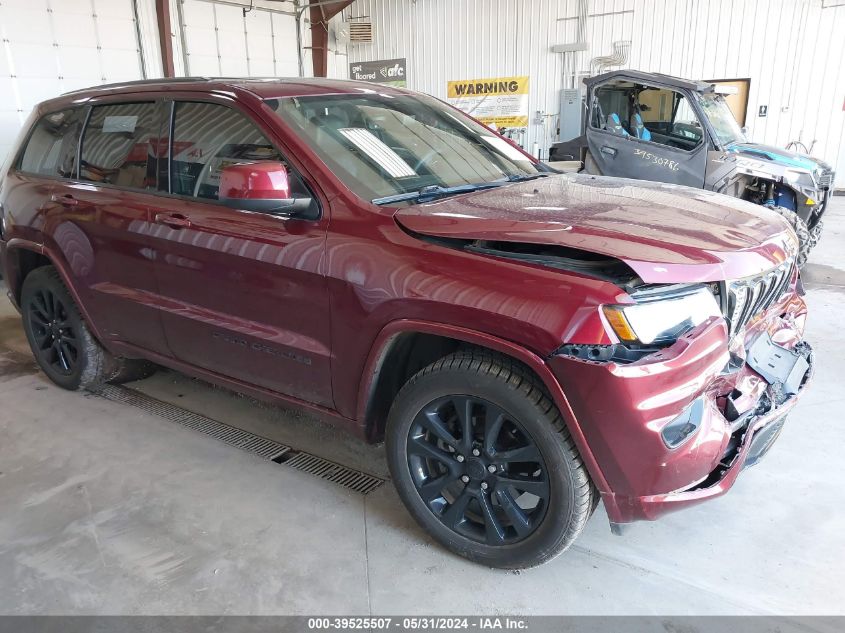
547,292,813,526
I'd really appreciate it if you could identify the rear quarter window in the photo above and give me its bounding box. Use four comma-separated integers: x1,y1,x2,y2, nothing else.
18,108,87,178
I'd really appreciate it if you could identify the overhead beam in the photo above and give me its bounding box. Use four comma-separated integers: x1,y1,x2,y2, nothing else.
308,0,354,77
155,0,176,78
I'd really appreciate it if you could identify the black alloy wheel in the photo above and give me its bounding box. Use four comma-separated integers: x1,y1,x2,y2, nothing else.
386,351,597,569
26,286,79,376
407,395,550,546
20,265,149,390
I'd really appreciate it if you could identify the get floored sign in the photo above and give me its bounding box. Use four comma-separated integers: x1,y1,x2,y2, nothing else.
349,58,407,87
447,75,529,128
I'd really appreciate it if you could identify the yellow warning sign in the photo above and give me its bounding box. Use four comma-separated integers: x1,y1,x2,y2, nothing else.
446,76,530,128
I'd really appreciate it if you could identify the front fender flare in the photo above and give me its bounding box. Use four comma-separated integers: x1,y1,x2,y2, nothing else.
356,318,612,495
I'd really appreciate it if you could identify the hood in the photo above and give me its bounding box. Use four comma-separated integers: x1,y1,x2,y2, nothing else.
394,174,797,284
726,142,828,172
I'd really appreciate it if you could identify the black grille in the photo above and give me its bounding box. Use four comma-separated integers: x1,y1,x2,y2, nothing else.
744,416,787,469
725,261,794,337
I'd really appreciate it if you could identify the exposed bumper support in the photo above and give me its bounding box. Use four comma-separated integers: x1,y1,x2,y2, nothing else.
547,293,812,526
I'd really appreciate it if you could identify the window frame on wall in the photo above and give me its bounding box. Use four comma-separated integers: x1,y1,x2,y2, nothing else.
705,78,751,127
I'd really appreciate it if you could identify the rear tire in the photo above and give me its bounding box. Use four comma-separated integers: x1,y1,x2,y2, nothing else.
385,350,597,569
21,266,113,390
20,266,156,389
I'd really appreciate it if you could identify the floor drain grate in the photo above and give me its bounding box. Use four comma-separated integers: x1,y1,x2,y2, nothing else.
95,384,385,495
278,451,384,495
96,384,290,461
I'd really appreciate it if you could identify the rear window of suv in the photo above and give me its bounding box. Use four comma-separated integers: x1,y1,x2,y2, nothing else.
18,108,87,178
79,102,161,190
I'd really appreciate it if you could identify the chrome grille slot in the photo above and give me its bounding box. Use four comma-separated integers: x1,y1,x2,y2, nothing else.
818,171,833,188
726,260,794,337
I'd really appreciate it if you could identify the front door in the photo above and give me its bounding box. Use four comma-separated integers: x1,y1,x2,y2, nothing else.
147,100,333,407
585,80,708,188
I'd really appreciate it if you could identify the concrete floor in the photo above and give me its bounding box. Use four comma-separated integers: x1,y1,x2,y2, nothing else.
2,201,845,616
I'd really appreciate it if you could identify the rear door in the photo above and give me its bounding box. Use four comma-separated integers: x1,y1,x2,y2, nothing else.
54,99,171,355
8,100,171,356
585,80,707,187
5,106,88,262
146,98,333,407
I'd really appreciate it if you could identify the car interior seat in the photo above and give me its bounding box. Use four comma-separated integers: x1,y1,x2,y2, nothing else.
630,113,652,141
605,113,629,137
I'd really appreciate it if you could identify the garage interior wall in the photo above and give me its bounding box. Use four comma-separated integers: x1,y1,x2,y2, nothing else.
172,0,304,78
336,0,845,188
2,0,844,187
0,0,313,161
0,0,159,162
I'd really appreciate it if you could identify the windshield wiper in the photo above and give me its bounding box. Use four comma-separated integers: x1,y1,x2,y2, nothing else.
504,172,552,183
372,182,506,206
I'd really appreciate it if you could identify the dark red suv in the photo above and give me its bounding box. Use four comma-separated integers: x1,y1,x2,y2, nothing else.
0,78,813,568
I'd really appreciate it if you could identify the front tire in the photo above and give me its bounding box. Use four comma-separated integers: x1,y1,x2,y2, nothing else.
771,206,811,267
386,351,597,569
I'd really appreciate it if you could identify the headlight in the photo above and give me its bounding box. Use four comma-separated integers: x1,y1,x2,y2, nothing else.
784,169,807,184
602,286,722,345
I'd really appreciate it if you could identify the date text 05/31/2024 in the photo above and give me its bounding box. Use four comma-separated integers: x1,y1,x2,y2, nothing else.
307,617,529,630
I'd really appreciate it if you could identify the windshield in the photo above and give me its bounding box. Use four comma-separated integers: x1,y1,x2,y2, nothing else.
696,93,746,146
267,92,541,203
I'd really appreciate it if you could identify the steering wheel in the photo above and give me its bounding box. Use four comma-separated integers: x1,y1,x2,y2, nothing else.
412,149,444,173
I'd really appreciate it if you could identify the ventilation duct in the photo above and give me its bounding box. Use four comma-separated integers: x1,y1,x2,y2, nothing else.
590,40,632,75
337,20,374,44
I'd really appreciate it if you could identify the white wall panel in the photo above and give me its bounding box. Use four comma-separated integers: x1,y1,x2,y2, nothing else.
271,13,298,77
342,0,845,187
178,0,302,78
0,0,146,162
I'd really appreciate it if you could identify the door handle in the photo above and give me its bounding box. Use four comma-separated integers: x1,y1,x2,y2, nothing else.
154,212,192,229
600,146,618,157
50,193,78,206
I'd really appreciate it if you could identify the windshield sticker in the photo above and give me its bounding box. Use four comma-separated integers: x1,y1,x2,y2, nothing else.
633,148,680,171
481,136,528,162
102,115,138,134
338,128,416,178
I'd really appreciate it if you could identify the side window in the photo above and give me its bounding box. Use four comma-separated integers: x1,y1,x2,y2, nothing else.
18,108,87,178
591,81,703,151
591,88,631,135
636,87,702,149
169,101,310,202
79,102,160,190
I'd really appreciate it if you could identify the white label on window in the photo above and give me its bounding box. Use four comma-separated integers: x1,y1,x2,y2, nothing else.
103,115,138,134
481,135,529,162
338,128,416,178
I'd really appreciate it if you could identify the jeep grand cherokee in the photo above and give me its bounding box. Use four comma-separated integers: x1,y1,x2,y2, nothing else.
0,78,812,568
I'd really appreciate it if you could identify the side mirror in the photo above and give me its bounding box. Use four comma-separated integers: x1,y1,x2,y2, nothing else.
219,161,312,215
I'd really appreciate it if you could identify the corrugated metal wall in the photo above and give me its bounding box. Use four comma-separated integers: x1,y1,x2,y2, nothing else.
338,0,845,187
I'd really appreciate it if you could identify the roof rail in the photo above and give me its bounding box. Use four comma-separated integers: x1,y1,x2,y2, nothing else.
61,77,213,96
